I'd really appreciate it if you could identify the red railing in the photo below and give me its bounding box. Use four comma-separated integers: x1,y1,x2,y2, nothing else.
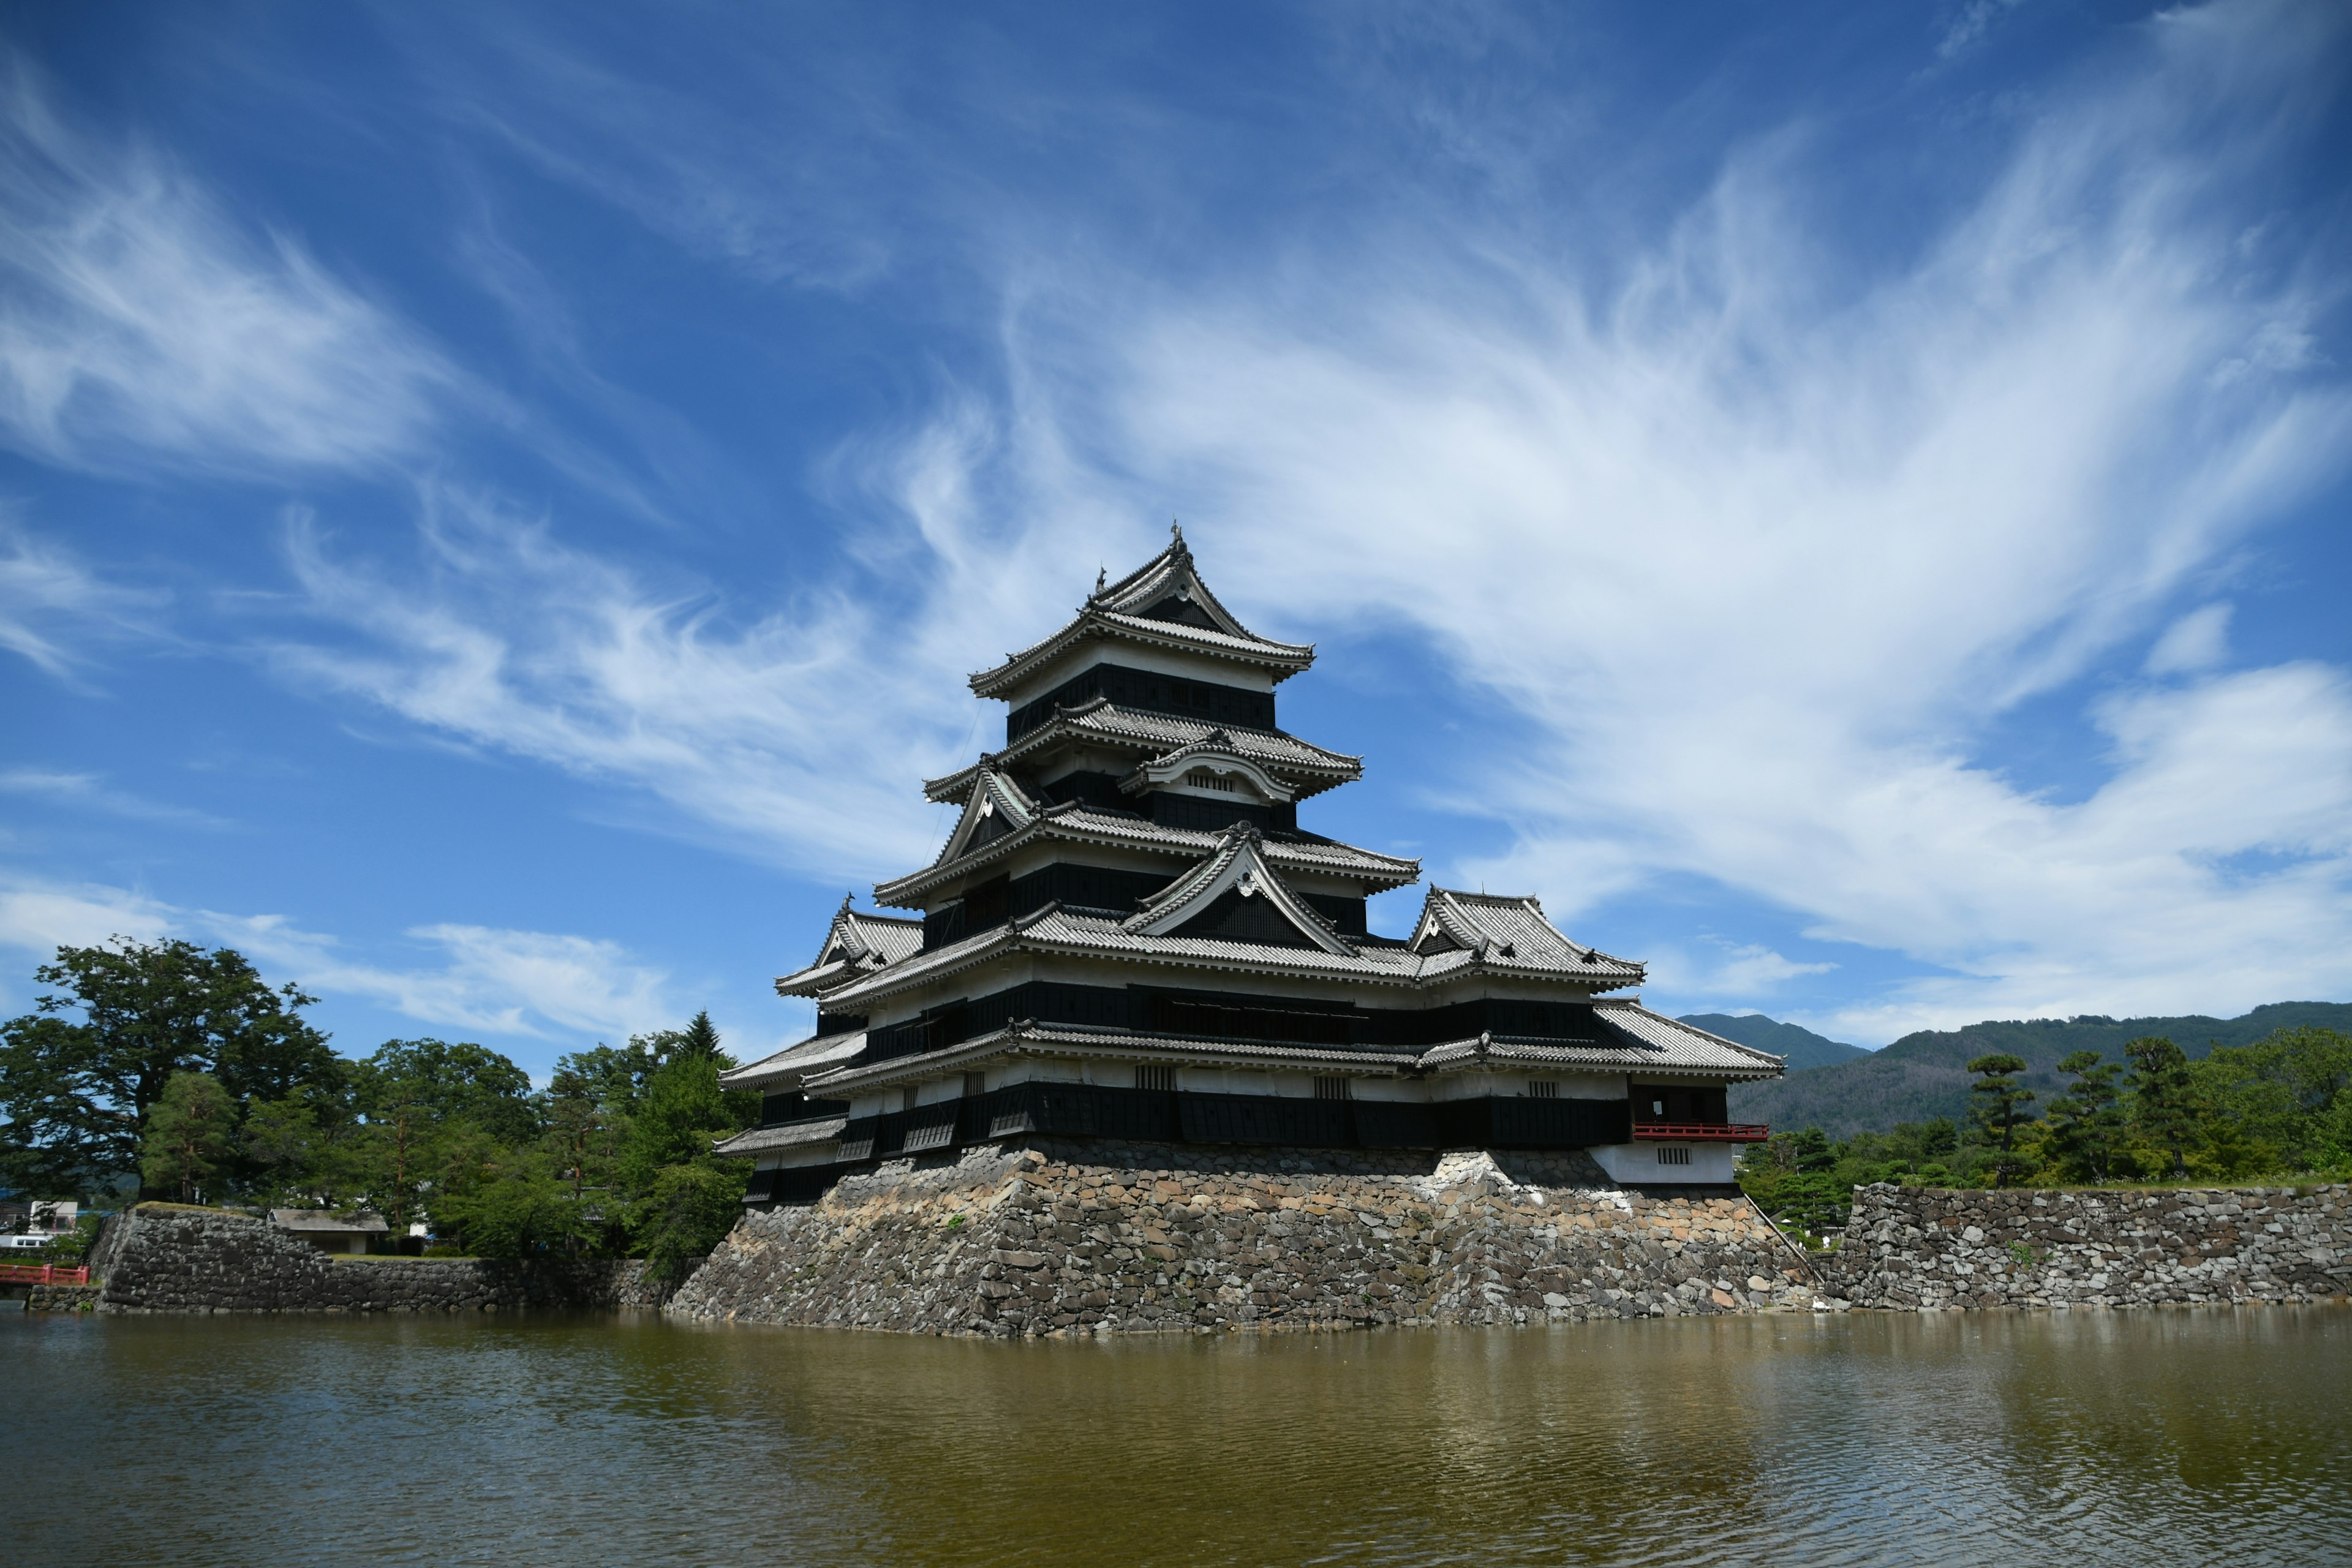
0,1264,88,1286
1632,1121,1771,1143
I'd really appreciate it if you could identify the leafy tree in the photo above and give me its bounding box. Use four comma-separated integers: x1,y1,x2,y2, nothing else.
618,1033,755,1193
1966,1053,2038,1188
1,939,336,1194
242,1094,323,1203
2125,1036,2201,1178
140,1072,236,1202
437,1152,598,1260
2044,1050,2125,1183
2193,1027,2352,1176
635,1161,752,1283
356,1039,539,1146
551,1038,662,1122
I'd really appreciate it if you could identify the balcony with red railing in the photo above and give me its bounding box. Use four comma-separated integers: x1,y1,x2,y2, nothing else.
1632,1121,1770,1143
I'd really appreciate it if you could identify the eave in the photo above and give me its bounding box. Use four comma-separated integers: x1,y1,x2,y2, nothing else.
872,805,1422,907
921,698,1362,805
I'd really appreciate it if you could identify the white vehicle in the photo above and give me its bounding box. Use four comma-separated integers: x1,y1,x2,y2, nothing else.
0,1234,51,1253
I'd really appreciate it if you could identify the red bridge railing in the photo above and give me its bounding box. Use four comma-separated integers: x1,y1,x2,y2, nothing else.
0,1264,88,1285
1632,1121,1771,1144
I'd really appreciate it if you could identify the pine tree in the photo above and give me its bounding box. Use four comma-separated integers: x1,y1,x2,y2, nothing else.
2044,1049,2125,1183
1966,1053,2037,1188
140,1072,236,1203
2126,1036,2200,1178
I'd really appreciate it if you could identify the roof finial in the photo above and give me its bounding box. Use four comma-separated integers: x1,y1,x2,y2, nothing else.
1095,565,1107,595
1171,519,1182,541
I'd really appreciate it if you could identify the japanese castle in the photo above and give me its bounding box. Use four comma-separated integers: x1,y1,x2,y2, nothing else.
721,529,1780,1202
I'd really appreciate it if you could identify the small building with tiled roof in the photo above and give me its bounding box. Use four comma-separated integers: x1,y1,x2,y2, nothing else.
723,527,1781,1202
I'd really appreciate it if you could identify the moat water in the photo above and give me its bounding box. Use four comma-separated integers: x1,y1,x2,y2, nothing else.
6,1308,2348,1566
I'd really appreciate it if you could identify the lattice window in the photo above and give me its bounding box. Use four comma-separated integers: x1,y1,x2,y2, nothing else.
1655,1146,1691,1166
1185,769,1237,793
1136,1064,1177,1093
962,1072,988,1098
900,1085,920,1114
1313,1076,1352,1101
1528,1079,1559,1099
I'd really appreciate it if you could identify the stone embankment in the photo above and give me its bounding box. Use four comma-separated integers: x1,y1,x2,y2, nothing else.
668,1139,1817,1335
81,1204,663,1314
26,1283,99,1311
1825,1182,2352,1310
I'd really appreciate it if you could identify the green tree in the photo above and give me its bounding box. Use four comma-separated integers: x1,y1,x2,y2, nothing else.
2193,1027,2352,1176
635,1161,751,1283
242,1094,323,1204
2044,1050,2125,1184
437,1151,598,1260
1,939,337,1194
356,1039,539,1145
1966,1053,2037,1188
2125,1035,2200,1178
617,1035,755,1193
140,1071,236,1202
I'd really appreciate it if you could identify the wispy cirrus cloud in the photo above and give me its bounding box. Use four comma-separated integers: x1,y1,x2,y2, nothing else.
0,55,458,478
0,519,157,679
0,768,230,829
0,868,674,1046
224,0,2352,1042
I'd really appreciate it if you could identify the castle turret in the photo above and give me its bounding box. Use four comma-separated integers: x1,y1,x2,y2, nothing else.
720,527,1782,1203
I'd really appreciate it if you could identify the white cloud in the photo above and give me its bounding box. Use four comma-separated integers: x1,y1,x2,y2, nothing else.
0,768,229,828
238,0,2352,1040
0,519,157,679
935,0,2352,1033
0,873,175,956
0,870,672,1044
0,57,456,476
2146,603,2233,676
270,456,1137,881
211,913,674,1042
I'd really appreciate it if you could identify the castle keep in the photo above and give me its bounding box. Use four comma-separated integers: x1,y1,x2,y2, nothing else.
718,529,1782,1203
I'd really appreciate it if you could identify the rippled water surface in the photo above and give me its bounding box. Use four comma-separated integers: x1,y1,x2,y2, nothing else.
6,1308,2348,1566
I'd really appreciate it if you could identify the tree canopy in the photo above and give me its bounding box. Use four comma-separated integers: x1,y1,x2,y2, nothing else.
0,938,338,1194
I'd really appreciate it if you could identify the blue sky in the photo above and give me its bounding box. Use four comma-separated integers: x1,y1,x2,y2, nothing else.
2,1,2349,1074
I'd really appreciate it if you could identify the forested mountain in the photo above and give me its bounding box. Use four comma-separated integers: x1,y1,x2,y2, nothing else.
1726,1001,2352,1138
1676,1014,1869,1072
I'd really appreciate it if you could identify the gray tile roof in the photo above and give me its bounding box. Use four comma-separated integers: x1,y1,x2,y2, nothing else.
712,1117,848,1156
804,1002,1781,1095
1122,824,1355,955
1409,888,1644,981
873,802,1420,906
270,1208,390,1234
719,1030,869,1090
774,901,925,997
922,699,1362,804
818,895,1641,1010
969,532,1315,698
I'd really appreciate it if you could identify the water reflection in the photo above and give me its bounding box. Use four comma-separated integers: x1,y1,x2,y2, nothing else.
5,1309,2345,1567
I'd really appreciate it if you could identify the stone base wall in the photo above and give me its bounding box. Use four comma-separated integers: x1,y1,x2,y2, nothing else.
1825,1182,2352,1310
26,1283,99,1311
86,1204,663,1314
668,1139,1820,1335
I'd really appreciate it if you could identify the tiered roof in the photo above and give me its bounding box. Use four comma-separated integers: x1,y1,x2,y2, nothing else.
750,527,1782,1115
968,526,1315,698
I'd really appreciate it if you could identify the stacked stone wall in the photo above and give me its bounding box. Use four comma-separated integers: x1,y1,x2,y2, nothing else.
26,1283,99,1311
86,1204,662,1314
1825,1182,2352,1310
668,1139,1818,1335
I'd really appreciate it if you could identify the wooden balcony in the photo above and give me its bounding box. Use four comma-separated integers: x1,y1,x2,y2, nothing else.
1631,1121,1770,1144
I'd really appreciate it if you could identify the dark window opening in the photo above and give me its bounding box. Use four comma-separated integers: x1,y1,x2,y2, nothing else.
1632,1084,1727,1124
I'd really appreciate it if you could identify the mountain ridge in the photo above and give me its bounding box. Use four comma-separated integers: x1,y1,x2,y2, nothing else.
1675,1012,1868,1072
1723,1001,2352,1138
